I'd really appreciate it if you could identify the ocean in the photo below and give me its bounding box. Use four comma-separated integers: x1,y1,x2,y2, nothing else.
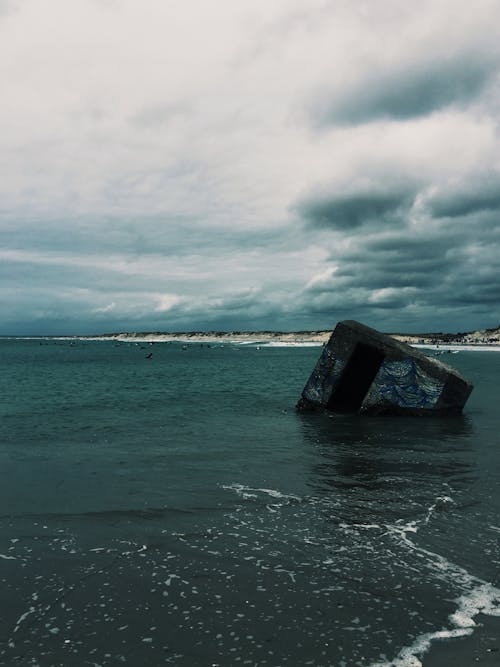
1,339,499,666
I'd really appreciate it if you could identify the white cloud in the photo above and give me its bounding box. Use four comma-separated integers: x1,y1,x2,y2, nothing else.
93,302,116,314
305,267,338,290
154,294,183,313
368,287,418,306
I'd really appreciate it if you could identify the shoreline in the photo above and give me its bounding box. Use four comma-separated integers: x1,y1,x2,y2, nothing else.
422,613,500,666
2,320,500,349
3,330,500,350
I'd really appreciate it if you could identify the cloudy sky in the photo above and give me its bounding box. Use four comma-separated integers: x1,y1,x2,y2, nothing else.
2,0,500,334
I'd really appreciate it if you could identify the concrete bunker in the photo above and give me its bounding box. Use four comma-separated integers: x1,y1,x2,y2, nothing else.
297,320,473,416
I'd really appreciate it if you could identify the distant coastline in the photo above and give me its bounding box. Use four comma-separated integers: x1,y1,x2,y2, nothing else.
80,330,331,345
78,324,500,348
5,324,500,348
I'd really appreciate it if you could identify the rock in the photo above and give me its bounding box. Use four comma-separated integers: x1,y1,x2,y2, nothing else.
296,320,473,415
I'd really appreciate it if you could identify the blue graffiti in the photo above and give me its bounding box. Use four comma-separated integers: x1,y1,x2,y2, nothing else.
365,358,444,409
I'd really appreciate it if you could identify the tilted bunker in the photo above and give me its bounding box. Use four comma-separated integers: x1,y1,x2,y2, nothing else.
296,320,473,416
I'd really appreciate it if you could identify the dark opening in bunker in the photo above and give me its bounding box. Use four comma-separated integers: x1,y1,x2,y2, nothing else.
327,342,385,412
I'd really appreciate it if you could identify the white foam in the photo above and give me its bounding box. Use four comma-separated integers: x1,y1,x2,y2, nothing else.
164,574,180,586
454,582,500,621
13,606,36,633
422,495,455,526
222,483,302,503
413,343,500,352
258,341,323,348
274,567,297,583
373,492,500,667
374,582,500,667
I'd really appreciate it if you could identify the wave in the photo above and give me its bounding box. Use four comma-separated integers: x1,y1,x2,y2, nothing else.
372,582,500,667
222,483,303,503
370,493,500,667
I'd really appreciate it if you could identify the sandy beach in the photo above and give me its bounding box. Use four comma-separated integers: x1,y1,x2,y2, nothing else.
83,330,332,345
75,325,500,349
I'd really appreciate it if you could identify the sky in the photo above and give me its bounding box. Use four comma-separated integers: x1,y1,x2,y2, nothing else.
2,0,500,335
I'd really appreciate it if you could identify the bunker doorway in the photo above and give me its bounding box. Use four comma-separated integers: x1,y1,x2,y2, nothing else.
327,342,385,413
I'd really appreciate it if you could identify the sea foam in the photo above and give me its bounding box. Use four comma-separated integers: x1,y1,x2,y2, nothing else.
372,493,500,667
373,582,500,667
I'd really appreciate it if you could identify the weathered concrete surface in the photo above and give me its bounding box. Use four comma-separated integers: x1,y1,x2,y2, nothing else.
297,320,473,415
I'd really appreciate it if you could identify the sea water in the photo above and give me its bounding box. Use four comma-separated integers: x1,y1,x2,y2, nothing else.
0,339,499,666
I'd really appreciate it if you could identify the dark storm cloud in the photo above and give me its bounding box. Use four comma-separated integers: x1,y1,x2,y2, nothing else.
294,184,464,323
304,232,457,295
297,185,416,230
0,216,312,335
338,233,449,264
0,279,279,336
0,256,156,294
358,234,458,273
448,282,500,306
314,55,497,127
428,179,500,218
294,183,500,332
2,216,286,258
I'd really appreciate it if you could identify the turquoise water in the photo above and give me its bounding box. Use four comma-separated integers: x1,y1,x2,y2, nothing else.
1,340,499,666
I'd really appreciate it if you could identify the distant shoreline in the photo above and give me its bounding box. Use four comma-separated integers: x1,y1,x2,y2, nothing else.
6,326,500,348
73,323,500,347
